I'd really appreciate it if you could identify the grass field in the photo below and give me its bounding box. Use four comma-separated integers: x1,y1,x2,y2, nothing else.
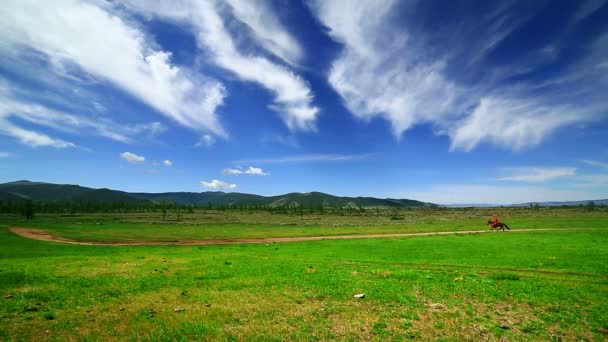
1,208,608,341
4,207,608,242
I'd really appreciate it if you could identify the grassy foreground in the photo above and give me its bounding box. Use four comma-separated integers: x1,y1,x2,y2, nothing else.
1,209,608,340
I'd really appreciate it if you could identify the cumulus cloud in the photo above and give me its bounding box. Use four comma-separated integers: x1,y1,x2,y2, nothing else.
0,0,227,138
201,179,237,190
496,167,576,182
123,0,319,132
223,166,270,176
120,152,145,163
163,160,172,167
244,166,269,176
310,0,607,151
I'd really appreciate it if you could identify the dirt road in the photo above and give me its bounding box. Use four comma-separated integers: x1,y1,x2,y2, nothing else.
8,226,592,246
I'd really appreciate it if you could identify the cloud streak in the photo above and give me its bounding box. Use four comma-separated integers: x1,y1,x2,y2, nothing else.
0,90,166,147
226,0,303,66
124,0,319,132
581,159,608,170
237,153,372,164
496,167,576,182
310,0,607,151
0,0,227,138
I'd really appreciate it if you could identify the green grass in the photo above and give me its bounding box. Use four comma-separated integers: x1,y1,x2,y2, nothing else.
1,210,607,340
3,207,607,242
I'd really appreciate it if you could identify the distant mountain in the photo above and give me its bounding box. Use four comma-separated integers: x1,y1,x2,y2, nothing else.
0,180,145,203
510,199,608,207
445,204,501,208
446,199,608,208
0,180,432,208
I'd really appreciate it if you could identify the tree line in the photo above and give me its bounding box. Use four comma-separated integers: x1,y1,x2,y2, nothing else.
0,199,376,220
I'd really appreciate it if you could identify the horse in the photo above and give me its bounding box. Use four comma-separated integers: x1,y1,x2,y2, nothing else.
487,220,510,232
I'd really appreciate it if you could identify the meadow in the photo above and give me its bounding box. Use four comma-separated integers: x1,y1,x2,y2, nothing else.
1,207,607,341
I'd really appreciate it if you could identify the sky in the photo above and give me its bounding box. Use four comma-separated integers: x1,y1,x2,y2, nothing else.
0,0,607,205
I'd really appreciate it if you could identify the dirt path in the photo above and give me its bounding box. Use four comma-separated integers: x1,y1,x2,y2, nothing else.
8,226,595,246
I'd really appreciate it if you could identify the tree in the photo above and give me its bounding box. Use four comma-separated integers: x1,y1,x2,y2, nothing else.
21,199,35,220
161,201,167,221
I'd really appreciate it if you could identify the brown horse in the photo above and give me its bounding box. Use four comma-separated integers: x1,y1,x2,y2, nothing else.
487,220,510,231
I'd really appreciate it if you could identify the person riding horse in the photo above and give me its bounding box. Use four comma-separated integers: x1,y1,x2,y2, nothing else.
492,215,499,228
488,215,510,231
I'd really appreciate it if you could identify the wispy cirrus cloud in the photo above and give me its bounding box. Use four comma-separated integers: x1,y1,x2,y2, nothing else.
496,167,576,182
225,0,303,66
0,0,227,139
310,0,608,151
237,153,371,164
581,159,608,170
0,118,74,148
201,179,237,190
449,98,588,152
124,0,319,132
0,89,166,147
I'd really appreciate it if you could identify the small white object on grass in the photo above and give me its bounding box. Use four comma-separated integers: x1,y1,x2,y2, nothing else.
354,293,365,299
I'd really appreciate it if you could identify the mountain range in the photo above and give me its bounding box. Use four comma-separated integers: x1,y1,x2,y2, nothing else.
0,180,432,208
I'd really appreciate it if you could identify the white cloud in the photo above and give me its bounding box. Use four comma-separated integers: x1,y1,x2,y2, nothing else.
201,179,237,190
0,0,227,137
238,153,371,164
449,97,588,151
581,159,608,170
0,90,166,146
223,168,243,176
496,167,576,182
226,0,303,66
121,152,145,163
163,160,172,167
124,0,319,132
310,0,606,151
310,0,463,138
0,117,74,148
223,166,269,176
244,166,269,176
196,134,216,148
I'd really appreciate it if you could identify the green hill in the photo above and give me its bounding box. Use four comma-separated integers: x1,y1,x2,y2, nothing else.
0,180,432,208
0,181,145,203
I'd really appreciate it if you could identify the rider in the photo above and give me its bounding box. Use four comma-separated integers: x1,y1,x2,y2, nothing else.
492,215,500,228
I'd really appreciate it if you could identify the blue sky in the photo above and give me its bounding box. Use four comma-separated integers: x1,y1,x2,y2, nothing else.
1,0,607,204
